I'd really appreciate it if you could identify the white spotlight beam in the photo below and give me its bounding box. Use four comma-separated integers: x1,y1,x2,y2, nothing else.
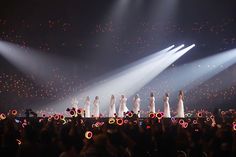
48,44,195,112
154,48,236,95
0,41,67,82
76,45,183,101
46,45,176,111
132,44,195,95
104,45,177,79
117,45,187,96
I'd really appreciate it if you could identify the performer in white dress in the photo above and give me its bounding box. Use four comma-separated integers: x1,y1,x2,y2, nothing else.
71,97,79,110
118,95,129,117
163,93,171,118
176,90,185,118
84,96,91,118
93,96,100,117
109,95,116,117
133,94,141,117
149,92,155,113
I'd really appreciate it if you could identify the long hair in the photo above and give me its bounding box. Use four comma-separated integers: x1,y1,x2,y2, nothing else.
179,90,184,100
86,96,90,101
165,93,169,97
150,92,154,97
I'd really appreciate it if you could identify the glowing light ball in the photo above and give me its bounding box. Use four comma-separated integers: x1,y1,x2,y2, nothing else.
85,131,93,139
182,122,188,128
11,110,18,116
127,111,133,118
149,112,156,119
232,122,236,131
233,124,236,131
16,139,22,145
116,118,124,126
77,108,83,115
60,115,64,120
48,115,52,121
156,112,164,119
54,114,59,120
0,113,6,120
108,118,115,124
156,112,164,123
69,110,76,117
197,112,202,118
124,119,128,124
179,119,184,125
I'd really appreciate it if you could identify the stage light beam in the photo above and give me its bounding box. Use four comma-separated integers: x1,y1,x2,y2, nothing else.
47,44,195,113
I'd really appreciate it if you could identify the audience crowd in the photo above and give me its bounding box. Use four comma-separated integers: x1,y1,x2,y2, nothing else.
0,108,235,157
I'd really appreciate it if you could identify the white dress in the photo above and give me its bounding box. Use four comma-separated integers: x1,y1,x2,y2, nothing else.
149,96,155,113
84,98,91,118
163,96,171,118
109,97,116,117
118,97,129,117
71,97,79,110
133,97,141,117
93,99,100,117
176,95,184,118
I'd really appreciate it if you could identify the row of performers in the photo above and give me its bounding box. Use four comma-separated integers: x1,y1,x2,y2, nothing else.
75,90,185,118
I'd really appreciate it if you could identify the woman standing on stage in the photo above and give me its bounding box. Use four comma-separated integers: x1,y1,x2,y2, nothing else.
71,97,79,110
93,96,100,117
109,95,116,117
149,92,155,113
163,93,171,118
118,95,129,117
84,96,91,118
133,94,141,117
176,90,185,118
